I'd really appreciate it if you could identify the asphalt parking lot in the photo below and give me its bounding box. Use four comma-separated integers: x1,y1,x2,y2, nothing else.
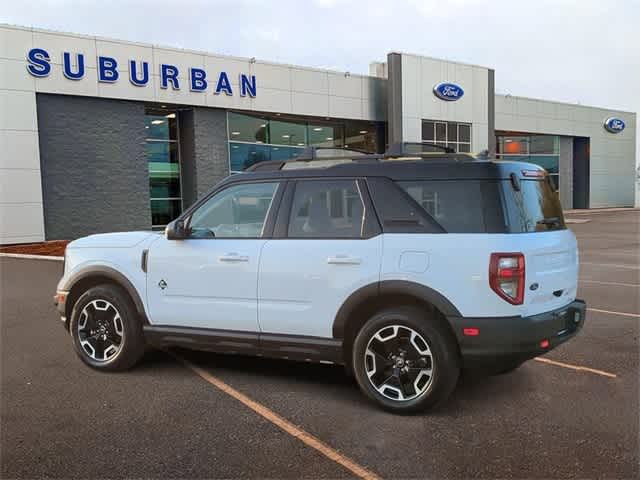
1,210,638,479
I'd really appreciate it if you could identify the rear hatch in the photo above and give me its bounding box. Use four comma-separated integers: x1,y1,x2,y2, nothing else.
499,166,578,316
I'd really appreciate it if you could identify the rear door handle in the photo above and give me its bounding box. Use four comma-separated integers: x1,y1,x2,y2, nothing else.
327,255,361,265
219,253,249,263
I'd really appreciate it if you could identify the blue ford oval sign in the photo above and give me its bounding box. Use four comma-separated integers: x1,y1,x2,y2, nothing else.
433,82,464,101
604,117,625,134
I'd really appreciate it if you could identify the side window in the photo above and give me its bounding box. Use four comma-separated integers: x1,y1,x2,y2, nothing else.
189,182,278,238
288,180,364,238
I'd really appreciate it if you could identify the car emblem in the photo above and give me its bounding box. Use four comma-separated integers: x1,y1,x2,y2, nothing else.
529,282,539,291
158,279,167,290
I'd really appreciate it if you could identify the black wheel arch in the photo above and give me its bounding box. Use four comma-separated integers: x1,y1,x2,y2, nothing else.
62,266,149,327
333,280,462,365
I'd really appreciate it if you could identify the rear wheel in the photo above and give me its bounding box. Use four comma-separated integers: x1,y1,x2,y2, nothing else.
352,306,460,413
69,284,145,371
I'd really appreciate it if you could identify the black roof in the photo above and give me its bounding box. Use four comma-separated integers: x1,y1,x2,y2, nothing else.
215,144,546,189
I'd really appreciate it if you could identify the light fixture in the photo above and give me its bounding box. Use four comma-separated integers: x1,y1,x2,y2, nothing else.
282,134,290,138
359,130,368,134
161,105,167,108
297,143,304,146
165,113,176,119
256,141,263,143
232,145,239,149
151,120,164,125
260,123,267,127
326,137,333,140
251,151,256,155
231,131,240,135
313,127,323,131
145,126,149,129
273,147,279,151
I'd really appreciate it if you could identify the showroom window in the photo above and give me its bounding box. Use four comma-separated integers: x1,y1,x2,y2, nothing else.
422,120,471,153
145,108,182,229
228,112,381,172
496,134,560,190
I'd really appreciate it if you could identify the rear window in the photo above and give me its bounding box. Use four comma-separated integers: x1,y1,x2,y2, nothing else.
396,177,565,233
501,178,566,233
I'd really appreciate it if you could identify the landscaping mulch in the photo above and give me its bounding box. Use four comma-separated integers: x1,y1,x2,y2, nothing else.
0,240,70,257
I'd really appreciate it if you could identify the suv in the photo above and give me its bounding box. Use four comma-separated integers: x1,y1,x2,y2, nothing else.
54,144,585,413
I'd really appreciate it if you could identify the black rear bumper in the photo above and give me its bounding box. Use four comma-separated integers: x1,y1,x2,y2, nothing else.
448,299,586,369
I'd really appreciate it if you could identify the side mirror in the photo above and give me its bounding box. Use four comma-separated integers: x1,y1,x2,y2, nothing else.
165,219,189,240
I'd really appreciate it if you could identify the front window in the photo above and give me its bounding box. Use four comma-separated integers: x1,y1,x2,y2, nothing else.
145,108,182,229
288,180,364,238
189,182,279,238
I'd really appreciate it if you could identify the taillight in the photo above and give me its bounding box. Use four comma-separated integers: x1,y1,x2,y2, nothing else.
489,253,525,305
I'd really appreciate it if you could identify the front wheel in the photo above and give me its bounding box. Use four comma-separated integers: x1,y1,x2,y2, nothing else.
69,284,145,371
352,306,460,413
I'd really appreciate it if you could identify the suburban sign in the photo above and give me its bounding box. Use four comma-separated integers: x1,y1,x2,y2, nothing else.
25,47,257,97
433,82,464,101
603,117,625,134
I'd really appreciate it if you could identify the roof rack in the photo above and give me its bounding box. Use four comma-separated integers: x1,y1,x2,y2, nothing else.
385,142,456,155
244,143,476,172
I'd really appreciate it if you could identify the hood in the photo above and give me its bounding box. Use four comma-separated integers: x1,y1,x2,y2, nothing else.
67,231,159,249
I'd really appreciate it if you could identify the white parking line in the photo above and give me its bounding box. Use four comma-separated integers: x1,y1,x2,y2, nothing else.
580,279,640,288
173,353,381,480
588,307,640,319
580,261,639,270
534,357,617,378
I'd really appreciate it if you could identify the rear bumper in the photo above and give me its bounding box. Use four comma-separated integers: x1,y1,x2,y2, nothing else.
448,299,586,368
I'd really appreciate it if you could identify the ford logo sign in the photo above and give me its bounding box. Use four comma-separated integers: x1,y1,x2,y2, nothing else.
604,117,625,134
433,82,464,101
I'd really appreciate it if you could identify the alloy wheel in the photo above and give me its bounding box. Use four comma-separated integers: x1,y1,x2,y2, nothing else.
77,299,124,362
364,325,434,401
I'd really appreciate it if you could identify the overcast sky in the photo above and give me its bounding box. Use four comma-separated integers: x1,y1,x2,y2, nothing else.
3,0,639,155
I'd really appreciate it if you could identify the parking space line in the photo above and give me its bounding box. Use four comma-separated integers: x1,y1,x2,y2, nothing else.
588,307,640,318
534,357,617,378
580,261,639,270
580,279,639,288
173,353,381,480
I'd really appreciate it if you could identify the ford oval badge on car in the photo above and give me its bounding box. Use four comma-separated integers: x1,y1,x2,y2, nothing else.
604,117,625,134
433,82,464,101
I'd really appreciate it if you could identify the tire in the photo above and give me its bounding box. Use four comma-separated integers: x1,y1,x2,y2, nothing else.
69,284,145,371
352,306,460,413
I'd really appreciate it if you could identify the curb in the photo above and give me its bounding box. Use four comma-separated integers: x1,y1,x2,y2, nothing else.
0,253,64,262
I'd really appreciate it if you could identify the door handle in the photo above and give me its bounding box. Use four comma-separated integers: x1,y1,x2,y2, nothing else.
219,253,249,263
327,255,361,265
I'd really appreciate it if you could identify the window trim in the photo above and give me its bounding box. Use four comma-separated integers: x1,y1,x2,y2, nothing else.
275,177,381,240
180,180,284,240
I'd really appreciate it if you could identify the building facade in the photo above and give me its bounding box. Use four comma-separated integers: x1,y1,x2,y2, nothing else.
0,24,636,244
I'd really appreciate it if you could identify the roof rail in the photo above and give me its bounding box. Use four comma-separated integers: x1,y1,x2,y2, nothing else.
295,146,373,161
384,142,455,156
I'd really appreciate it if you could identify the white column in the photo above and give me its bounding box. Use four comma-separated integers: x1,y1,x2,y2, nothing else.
0,25,45,244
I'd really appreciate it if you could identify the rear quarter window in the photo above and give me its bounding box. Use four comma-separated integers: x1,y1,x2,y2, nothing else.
396,180,505,233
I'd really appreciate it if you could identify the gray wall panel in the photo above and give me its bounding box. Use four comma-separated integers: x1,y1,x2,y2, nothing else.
36,94,149,240
191,107,229,200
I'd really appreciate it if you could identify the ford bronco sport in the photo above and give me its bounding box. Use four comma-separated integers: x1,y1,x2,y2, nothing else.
54,143,585,413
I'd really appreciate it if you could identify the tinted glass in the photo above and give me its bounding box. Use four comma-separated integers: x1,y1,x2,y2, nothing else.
422,121,434,141
228,112,268,143
458,124,471,143
270,120,306,146
190,183,278,238
344,122,378,152
435,123,446,142
288,180,364,238
308,124,343,148
145,114,177,140
398,180,495,233
151,199,181,227
501,179,565,232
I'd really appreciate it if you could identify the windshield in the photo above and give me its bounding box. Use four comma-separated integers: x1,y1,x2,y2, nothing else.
501,178,566,233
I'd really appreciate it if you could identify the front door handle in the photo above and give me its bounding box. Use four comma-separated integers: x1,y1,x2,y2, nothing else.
327,255,361,265
219,253,249,263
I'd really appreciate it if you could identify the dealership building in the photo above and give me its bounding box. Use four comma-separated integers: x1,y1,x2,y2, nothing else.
1,24,637,244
